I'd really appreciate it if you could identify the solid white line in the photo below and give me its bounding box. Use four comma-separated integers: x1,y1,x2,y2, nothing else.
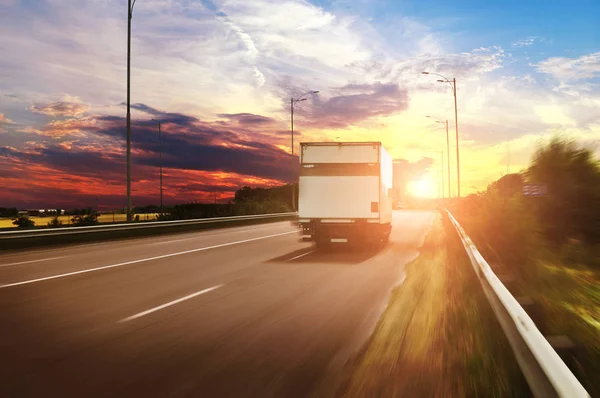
118,285,223,323
0,256,67,268
0,231,297,289
287,250,316,261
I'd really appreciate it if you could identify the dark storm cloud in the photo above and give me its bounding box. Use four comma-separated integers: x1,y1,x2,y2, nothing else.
1,145,123,179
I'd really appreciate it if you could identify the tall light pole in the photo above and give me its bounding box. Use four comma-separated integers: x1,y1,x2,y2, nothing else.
126,0,137,221
426,116,451,198
152,119,163,215
290,90,319,211
422,72,460,198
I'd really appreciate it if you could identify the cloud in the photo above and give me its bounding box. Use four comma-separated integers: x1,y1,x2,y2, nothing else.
535,52,600,81
308,82,409,128
0,142,288,208
12,104,299,182
43,117,99,138
30,101,89,116
349,46,508,87
202,0,265,88
217,113,277,125
511,37,537,48
0,113,15,124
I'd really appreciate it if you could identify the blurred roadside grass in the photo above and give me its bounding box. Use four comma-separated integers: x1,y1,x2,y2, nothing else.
455,190,600,396
338,215,528,397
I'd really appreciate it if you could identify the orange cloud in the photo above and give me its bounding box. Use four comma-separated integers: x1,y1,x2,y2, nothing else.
0,113,15,124
38,117,98,138
30,101,89,116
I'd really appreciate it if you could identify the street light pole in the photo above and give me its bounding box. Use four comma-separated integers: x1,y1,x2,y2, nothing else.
453,78,460,198
422,72,461,198
158,122,163,215
426,116,452,198
126,0,137,222
152,119,163,214
290,98,295,211
290,90,319,211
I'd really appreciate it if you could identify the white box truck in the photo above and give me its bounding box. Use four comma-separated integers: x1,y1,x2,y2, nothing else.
298,142,393,247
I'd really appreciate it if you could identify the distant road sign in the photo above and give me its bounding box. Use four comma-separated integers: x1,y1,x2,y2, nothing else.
523,184,547,197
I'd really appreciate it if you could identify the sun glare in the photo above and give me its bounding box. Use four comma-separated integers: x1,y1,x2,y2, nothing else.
408,177,436,198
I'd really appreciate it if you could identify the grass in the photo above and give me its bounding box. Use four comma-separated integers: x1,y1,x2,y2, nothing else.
338,215,529,397
0,214,160,228
535,261,600,396
455,205,600,396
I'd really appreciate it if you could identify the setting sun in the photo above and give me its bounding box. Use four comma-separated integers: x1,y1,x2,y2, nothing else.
408,177,436,198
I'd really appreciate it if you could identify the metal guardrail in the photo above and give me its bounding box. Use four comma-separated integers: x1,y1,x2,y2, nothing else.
445,210,589,397
0,212,297,240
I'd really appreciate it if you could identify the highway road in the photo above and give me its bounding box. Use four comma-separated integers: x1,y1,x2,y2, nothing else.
0,210,435,397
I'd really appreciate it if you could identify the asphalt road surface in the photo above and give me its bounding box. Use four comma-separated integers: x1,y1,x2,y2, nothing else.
0,210,435,398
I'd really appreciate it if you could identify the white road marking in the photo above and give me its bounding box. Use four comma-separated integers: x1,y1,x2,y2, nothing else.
118,285,223,323
0,231,297,289
0,256,67,268
153,227,278,245
287,250,316,261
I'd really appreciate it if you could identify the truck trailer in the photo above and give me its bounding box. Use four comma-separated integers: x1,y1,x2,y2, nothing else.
298,142,393,247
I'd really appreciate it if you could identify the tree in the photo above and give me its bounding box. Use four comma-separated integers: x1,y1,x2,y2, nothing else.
526,138,600,244
71,208,99,226
491,173,523,197
13,215,35,228
47,216,63,228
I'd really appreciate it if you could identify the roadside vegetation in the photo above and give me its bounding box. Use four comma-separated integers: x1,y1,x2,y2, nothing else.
1,184,295,229
339,216,529,397
11,215,35,229
155,184,294,220
450,137,600,395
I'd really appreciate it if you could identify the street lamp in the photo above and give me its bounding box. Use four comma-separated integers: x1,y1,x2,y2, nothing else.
426,116,451,198
126,0,138,221
290,90,319,211
152,119,163,215
422,71,461,198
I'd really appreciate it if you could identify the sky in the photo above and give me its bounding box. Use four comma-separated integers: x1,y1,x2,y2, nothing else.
1,0,599,208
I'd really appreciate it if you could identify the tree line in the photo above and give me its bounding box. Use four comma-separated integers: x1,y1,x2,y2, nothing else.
5,184,296,228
